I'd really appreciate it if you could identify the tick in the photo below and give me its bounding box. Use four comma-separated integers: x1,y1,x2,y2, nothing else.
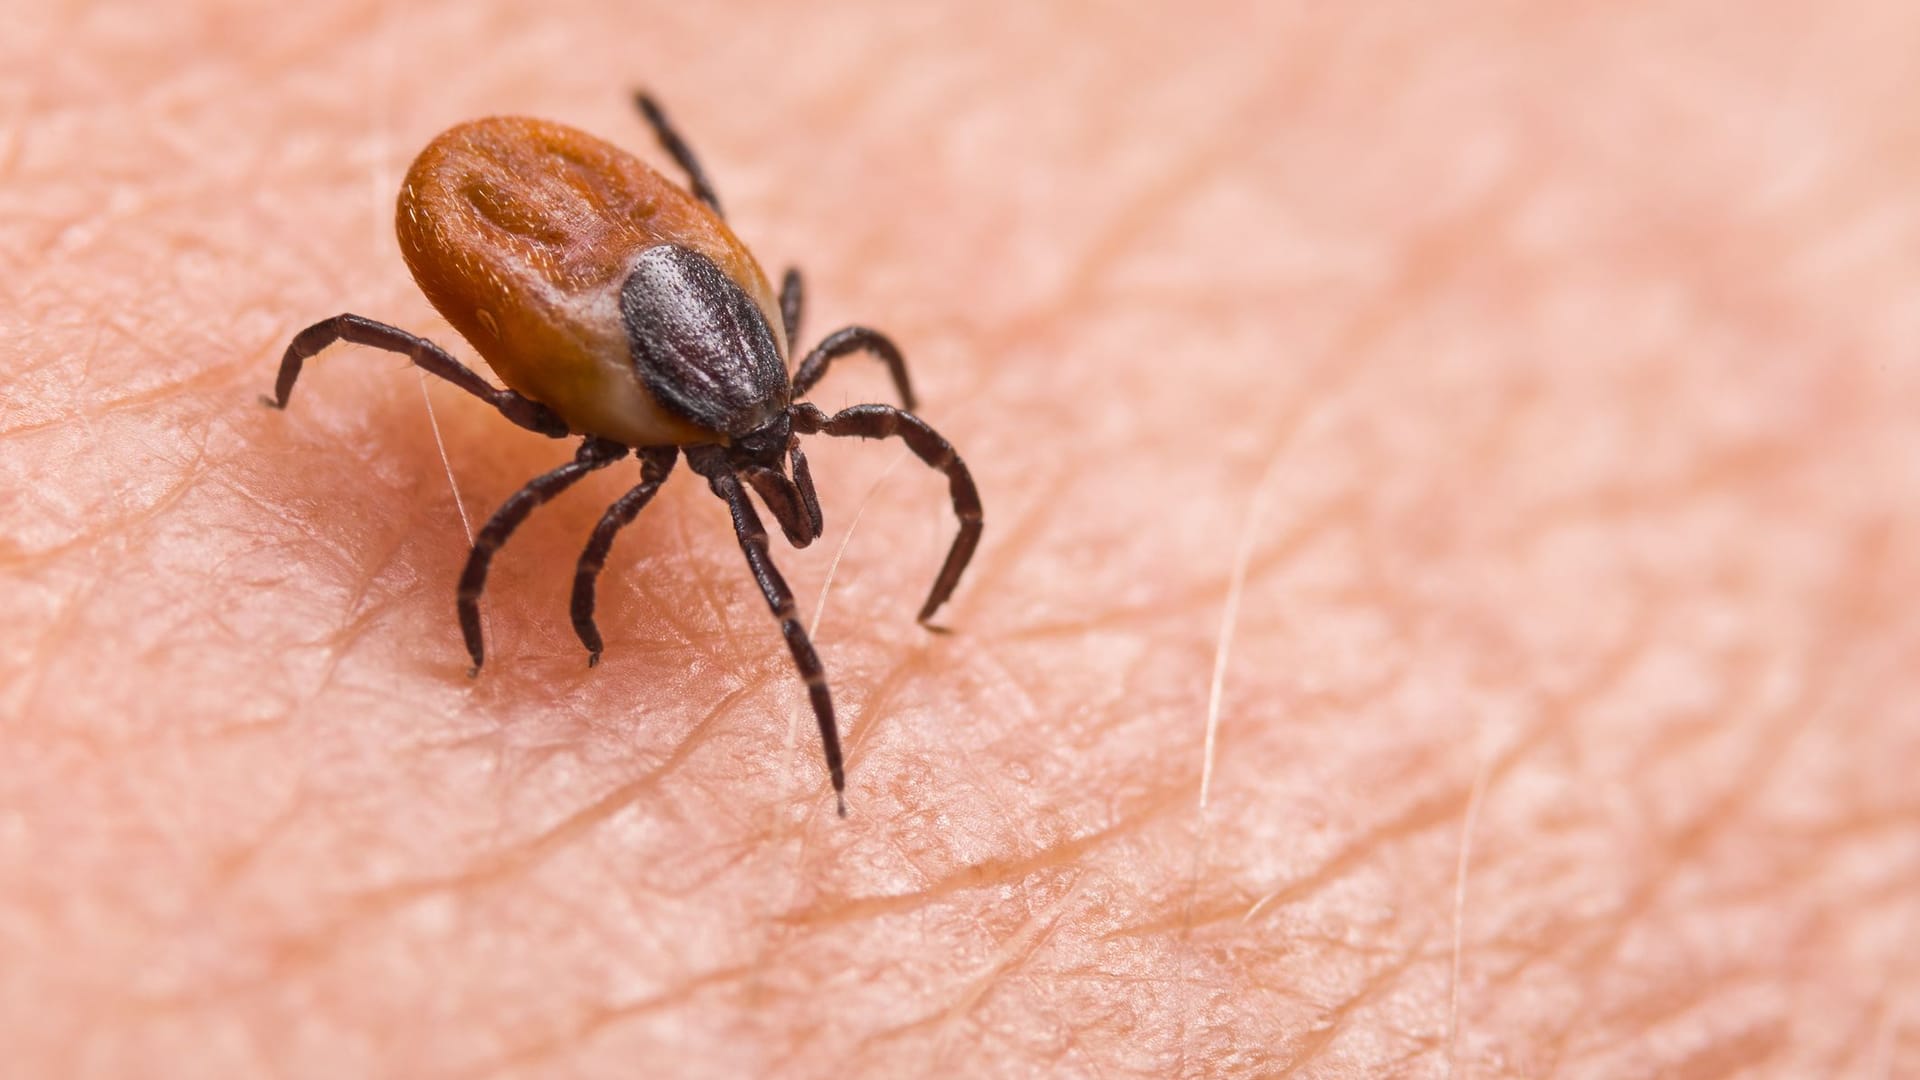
265,95,983,815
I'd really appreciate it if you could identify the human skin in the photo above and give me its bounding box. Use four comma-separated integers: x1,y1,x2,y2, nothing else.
3,1,1918,1076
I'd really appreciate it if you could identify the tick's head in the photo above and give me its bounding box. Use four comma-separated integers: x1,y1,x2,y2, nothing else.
727,410,792,471
722,409,822,548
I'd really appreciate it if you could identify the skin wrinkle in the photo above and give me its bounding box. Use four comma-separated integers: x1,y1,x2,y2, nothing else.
467,961,761,1079
263,534,429,718
1277,929,1439,1078
5,2,1918,1077
116,677,770,1020
1537,585,1879,1071
808,627,940,801
1589,965,1789,1065
666,481,752,667
793,787,1182,928
1215,594,1656,938
1548,639,1896,1068
226,673,778,990
1005,494,1365,642
203,787,316,899
1867,929,1916,1079
1003,85,1286,344
1508,438,1806,543
1446,741,1493,1077
989,160,1533,718
965,637,1045,722
821,640,1169,925
842,874,1093,1058
589,508,714,656
1,358,243,442
1,439,204,574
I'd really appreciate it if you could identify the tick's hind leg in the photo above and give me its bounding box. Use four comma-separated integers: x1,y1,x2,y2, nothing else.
634,92,724,218
789,403,982,623
792,327,917,410
459,437,629,675
266,314,569,438
686,446,847,816
571,446,678,665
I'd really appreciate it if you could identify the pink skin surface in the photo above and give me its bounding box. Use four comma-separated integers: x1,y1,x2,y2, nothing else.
4,2,1918,1076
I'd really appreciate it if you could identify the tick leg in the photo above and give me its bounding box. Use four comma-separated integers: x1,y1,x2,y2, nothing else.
792,326,917,411
635,92,723,219
460,437,629,675
780,268,803,345
687,446,847,816
789,403,981,623
265,314,570,438
570,446,678,665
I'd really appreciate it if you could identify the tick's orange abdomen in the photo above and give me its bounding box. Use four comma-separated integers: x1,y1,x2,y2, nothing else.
395,116,787,445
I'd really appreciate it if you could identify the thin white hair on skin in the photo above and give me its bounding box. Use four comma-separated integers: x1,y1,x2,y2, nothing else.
1201,450,1287,813
417,372,475,546
810,450,911,639
1181,447,1289,1068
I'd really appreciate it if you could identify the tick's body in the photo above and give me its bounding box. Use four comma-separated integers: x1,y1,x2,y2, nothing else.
400,117,785,446
268,99,982,815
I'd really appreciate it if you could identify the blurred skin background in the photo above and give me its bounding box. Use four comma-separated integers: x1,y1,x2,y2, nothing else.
3,2,1917,1076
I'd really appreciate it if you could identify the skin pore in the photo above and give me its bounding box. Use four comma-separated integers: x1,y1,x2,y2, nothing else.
3,2,1917,1076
